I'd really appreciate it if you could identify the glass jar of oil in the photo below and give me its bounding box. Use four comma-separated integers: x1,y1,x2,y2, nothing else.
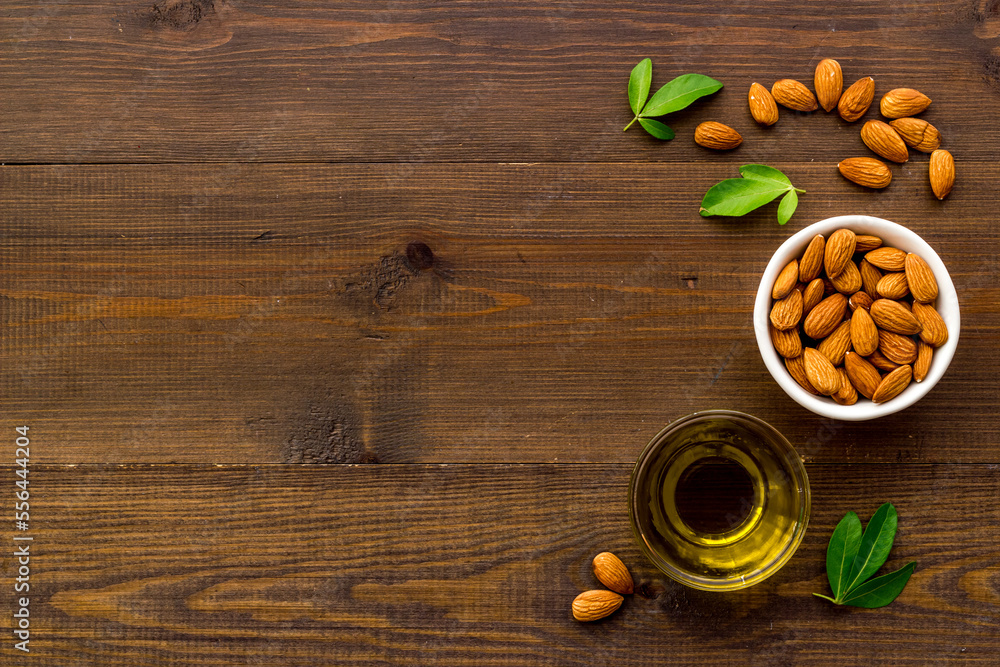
628,410,810,591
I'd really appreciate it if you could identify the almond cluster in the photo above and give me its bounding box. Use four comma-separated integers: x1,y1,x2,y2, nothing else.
571,552,634,622
768,228,949,405
693,59,954,200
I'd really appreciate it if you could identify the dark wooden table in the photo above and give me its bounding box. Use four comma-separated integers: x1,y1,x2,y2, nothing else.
2,1,999,664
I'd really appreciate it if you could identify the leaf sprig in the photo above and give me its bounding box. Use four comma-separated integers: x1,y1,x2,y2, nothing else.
699,164,805,225
624,58,723,140
814,502,915,608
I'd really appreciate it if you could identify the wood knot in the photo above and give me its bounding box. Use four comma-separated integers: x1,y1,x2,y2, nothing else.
150,0,216,30
405,241,435,272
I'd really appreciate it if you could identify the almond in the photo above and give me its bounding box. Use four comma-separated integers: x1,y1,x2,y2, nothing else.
803,293,848,339
859,260,883,299
823,228,856,278
911,301,949,347
799,234,826,282
880,88,932,119
868,349,902,372
860,120,909,164
803,278,825,315
904,253,938,303
929,149,955,200
592,552,634,595
832,367,859,406
749,82,779,126
872,364,913,403
854,235,884,253
876,272,910,300
849,291,874,312
851,307,880,356
879,329,918,365
785,354,820,395
814,58,843,112
817,321,853,366
871,299,923,335
772,259,800,299
772,79,818,112
913,341,933,383
822,277,837,296
837,76,875,122
845,351,882,399
694,121,743,150
865,247,907,272
770,289,803,331
889,117,941,153
803,347,842,396
770,323,803,359
830,260,863,294
572,590,624,622
838,157,892,189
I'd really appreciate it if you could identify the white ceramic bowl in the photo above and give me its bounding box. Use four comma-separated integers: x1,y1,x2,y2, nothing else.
754,215,960,421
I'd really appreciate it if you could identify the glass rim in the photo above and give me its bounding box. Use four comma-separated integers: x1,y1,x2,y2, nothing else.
628,409,811,591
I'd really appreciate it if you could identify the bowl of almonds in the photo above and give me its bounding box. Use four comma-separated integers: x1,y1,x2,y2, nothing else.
754,215,959,420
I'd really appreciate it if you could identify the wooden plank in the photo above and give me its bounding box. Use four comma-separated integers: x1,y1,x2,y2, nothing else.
1,0,999,163
3,163,998,463
4,463,997,665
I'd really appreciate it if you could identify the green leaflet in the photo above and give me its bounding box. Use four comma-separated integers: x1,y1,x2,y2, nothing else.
641,73,724,117
628,58,652,117
623,61,722,139
699,165,805,223
814,503,914,609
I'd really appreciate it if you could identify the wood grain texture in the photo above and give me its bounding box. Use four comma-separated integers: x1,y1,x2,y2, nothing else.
1,1,1000,163
2,163,998,463
1,464,998,666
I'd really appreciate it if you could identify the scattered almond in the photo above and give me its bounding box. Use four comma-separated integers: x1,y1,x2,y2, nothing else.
913,341,933,383
772,79,818,112
830,260,862,294
845,351,882,399
851,307,880,356
803,278,825,315
772,259,800,299
832,367,859,405
592,552,634,595
880,88,932,119
872,364,913,403
749,82,779,126
771,323,804,359
929,149,955,200
694,121,744,150
838,157,892,189
865,247,907,272
889,117,941,153
824,228,857,278
904,253,939,303
860,120,909,163
876,272,910,300
859,259,883,299
799,234,826,282
572,590,624,622
786,355,820,395
868,349,902,372
804,347,842,396
770,289,804,331
838,76,875,122
814,58,843,112
911,301,949,347
870,299,923,335
849,291,874,312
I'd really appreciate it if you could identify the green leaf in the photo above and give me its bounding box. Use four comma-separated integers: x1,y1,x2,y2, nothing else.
840,562,916,608
739,164,793,188
628,58,652,116
638,118,675,140
699,178,789,217
641,73,723,117
843,503,898,596
777,189,798,225
825,511,862,601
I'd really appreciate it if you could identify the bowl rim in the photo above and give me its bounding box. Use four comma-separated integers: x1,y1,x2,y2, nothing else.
754,215,960,421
